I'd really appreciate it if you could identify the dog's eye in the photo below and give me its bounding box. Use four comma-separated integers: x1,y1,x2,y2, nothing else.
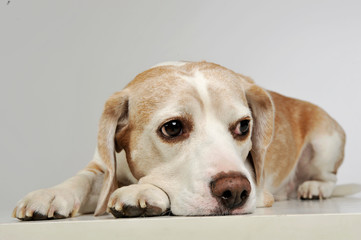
234,119,250,136
160,120,183,138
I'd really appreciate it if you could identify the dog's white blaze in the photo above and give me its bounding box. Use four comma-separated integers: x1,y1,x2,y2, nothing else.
180,70,246,172
151,61,187,68
183,70,212,110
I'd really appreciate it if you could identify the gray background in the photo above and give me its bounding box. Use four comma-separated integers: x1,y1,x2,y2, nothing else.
1,0,360,218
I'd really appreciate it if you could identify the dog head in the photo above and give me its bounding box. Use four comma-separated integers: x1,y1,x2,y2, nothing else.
96,61,274,215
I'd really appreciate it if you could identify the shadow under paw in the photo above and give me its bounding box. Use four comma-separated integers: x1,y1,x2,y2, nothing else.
109,204,164,218
18,212,67,221
300,195,321,201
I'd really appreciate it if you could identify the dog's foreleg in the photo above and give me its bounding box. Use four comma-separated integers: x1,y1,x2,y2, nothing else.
12,160,105,221
107,183,170,218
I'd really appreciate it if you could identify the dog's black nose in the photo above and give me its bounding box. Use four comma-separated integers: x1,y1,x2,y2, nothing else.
210,172,251,209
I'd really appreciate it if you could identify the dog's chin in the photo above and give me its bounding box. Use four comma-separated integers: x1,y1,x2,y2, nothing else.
213,203,256,216
169,199,256,216
170,206,255,217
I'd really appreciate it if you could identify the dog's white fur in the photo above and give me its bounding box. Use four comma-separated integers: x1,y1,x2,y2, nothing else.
13,61,347,220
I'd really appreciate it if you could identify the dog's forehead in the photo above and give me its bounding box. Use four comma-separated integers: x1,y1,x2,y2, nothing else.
126,62,248,125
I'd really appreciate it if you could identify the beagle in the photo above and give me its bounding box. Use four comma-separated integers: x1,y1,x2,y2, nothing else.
13,61,347,220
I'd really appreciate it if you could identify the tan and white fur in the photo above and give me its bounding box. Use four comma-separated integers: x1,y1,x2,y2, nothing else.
13,61,349,220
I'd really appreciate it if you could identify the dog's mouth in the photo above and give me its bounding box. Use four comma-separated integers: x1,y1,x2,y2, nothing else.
165,187,254,217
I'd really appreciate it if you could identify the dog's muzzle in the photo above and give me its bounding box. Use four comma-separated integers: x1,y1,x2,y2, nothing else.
210,172,251,210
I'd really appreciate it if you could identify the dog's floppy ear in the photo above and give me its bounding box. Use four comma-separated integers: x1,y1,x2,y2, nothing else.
94,90,129,216
244,83,274,186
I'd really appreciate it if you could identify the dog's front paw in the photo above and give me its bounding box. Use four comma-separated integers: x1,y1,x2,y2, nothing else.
298,180,335,200
107,184,170,218
13,188,80,221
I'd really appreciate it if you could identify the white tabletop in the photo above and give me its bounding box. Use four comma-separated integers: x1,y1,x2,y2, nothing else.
1,197,361,240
